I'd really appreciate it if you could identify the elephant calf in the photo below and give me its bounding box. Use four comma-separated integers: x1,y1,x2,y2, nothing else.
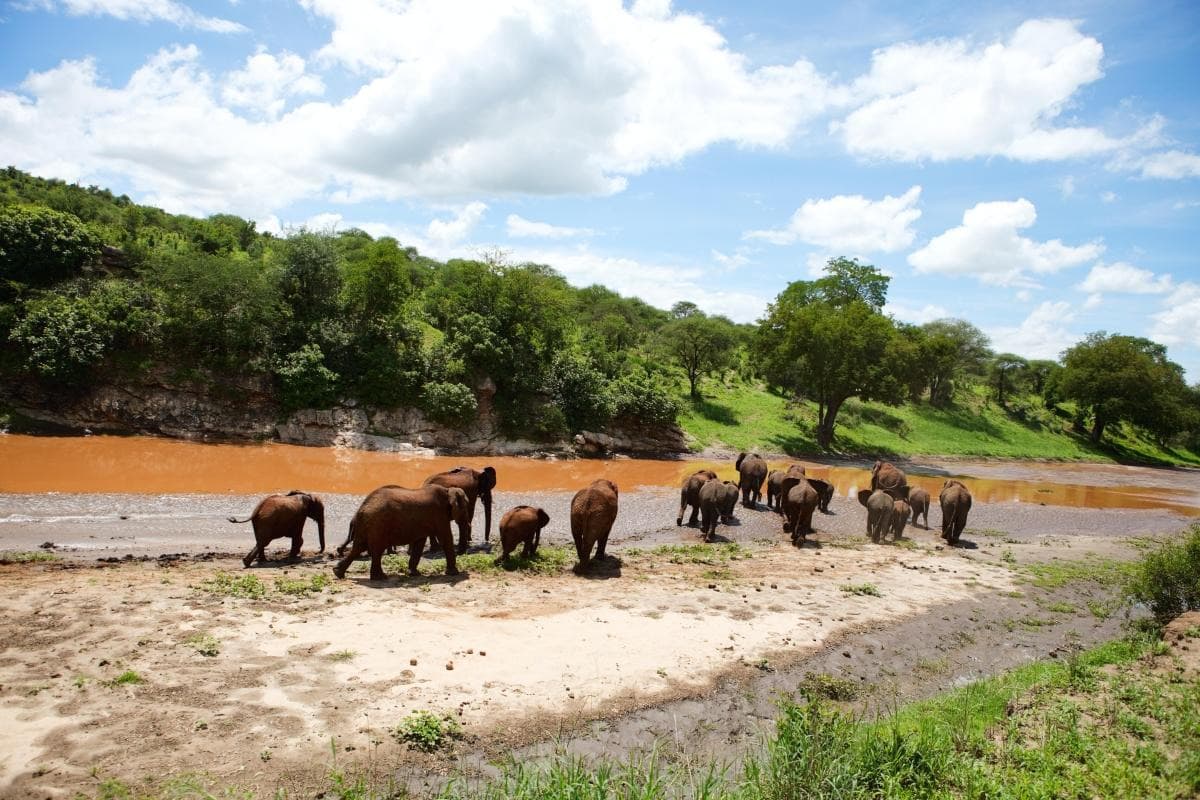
735,452,768,509
333,484,471,581
858,489,893,544
939,479,973,545
908,488,931,528
807,478,835,513
698,480,738,541
780,475,819,545
230,490,325,568
498,505,550,561
766,465,805,512
677,469,717,527
889,499,911,540
571,479,618,572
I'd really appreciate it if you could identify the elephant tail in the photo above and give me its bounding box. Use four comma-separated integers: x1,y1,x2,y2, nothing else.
335,518,358,557
227,516,252,524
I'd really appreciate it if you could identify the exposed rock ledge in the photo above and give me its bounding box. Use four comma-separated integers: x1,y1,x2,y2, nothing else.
3,373,688,458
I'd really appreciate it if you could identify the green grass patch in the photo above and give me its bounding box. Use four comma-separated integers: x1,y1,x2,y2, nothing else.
183,633,219,657
108,670,143,687
632,542,752,565
197,571,267,599
274,573,331,595
392,710,462,752
0,550,60,564
798,672,862,701
1018,556,1135,589
840,583,882,597
369,545,575,578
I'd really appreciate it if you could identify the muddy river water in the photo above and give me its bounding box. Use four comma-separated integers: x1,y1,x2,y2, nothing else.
1,434,1197,515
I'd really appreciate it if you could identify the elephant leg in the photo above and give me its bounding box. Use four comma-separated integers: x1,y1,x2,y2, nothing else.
533,527,541,555
595,528,610,560
455,520,471,555
801,507,814,537
368,552,387,582
289,534,303,559
677,491,687,526
333,540,365,579
242,543,263,569
439,528,460,576
687,504,700,527
407,538,424,576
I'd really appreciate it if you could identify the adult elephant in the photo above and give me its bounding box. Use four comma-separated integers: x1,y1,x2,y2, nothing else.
766,465,805,512
230,491,325,568
498,506,550,562
677,469,718,527
889,498,911,540
333,485,470,581
698,480,739,541
870,460,909,500
423,466,497,553
908,488,931,529
780,474,819,545
571,479,619,572
857,489,894,544
735,453,768,509
939,479,973,544
807,478,836,513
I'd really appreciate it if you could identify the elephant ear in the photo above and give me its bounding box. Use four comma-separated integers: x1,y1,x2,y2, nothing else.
781,476,802,498
537,508,550,527
480,466,497,493
735,452,747,470
898,484,910,500
808,478,830,496
447,488,470,520
857,489,873,508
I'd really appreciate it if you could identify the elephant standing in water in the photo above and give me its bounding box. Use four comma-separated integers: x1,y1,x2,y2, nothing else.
677,469,718,527
230,491,325,568
333,485,471,581
857,489,894,544
735,453,768,508
698,480,738,541
780,474,819,545
939,479,972,544
423,466,496,553
908,488,931,528
571,479,619,572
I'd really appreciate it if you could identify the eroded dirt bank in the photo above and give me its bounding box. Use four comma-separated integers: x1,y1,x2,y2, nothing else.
0,478,1190,799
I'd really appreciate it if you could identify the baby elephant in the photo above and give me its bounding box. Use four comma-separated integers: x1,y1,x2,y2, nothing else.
498,506,550,561
230,490,325,567
908,488,931,528
698,480,739,541
890,499,911,540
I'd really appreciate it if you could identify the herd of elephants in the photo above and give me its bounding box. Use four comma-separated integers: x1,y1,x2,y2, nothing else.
230,454,974,582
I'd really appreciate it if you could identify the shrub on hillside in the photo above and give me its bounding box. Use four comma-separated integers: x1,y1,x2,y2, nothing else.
0,205,102,290
274,345,339,412
421,381,477,427
610,370,680,427
1126,524,1200,624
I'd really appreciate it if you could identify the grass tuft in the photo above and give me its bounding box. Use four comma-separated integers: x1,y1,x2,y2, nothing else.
197,572,267,599
392,710,462,752
183,633,220,657
0,550,60,564
840,583,882,597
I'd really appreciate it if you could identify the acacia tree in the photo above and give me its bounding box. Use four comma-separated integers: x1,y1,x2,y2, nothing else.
916,319,992,407
989,353,1028,406
660,311,737,398
1058,332,1190,443
756,259,902,449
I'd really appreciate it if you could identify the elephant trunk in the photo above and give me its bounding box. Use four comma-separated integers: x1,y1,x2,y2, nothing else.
482,490,493,543
317,516,326,553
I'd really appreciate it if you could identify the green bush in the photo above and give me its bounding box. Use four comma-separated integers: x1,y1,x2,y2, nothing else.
547,350,614,432
275,344,339,412
1126,524,1200,624
610,370,680,426
9,292,109,383
0,205,101,289
421,381,477,426
392,710,461,752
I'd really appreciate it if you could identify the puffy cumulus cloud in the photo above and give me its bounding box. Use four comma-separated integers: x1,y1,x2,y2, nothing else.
221,49,324,119
426,202,488,247
987,301,1078,360
31,0,246,32
1150,283,1200,348
505,214,593,239
3,1,841,213
1077,262,1173,295
836,19,1130,163
745,185,921,252
510,245,770,323
884,301,952,325
908,198,1103,287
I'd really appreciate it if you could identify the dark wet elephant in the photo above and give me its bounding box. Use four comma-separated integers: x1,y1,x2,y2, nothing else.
333,485,471,581
698,479,739,541
230,491,325,568
781,475,819,545
766,465,805,512
871,460,909,500
677,469,718,527
908,488,931,528
423,466,497,553
571,479,619,572
735,453,768,508
857,489,894,544
498,505,550,561
939,479,972,544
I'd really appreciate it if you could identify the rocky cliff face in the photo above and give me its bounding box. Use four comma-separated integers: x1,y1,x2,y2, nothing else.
3,372,689,457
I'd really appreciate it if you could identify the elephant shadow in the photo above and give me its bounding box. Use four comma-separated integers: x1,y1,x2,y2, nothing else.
574,554,623,580
704,531,736,544
245,553,329,569
353,571,470,589
946,538,978,550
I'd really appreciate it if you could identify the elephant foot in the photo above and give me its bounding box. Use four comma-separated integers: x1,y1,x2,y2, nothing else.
369,571,388,582
332,563,348,579
445,568,460,577
675,518,682,527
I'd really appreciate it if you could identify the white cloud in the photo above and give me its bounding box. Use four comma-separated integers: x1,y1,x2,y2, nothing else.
1083,293,1102,309
1151,283,1200,348
1077,262,1173,295
1101,191,1117,203
1058,176,1076,198
1,1,844,212
711,248,750,270
988,301,1078,359
505,214,593,239
32,0,246,32
1134,150,1200,180
884,301,952,325
1173,199,1200,210
426,202,488,247
1016,289,1032,302
221,49,323,119
908,198,1103,287
835,19,1132,163
745,185,921,252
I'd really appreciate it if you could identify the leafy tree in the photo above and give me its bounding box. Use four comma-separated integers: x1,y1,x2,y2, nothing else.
609,368,680,426
659,312,738,399
420,381,478,427
989,353,1028,406
276,231,344,354
274,344,339,412
914,319,992,407
0,205,102,291
757,261,903,448
1058,332,1191,443
546,350,614,432
671,300,700,319
1026,359,1060,397
9,292,109,384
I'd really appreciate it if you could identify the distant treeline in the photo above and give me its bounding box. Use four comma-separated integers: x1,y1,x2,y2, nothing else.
2,167,1197,450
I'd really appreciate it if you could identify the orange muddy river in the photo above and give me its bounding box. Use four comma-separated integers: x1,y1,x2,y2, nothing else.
1,434,1197,515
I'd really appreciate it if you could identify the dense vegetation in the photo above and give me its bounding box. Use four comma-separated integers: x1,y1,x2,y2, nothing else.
2,167,1198,461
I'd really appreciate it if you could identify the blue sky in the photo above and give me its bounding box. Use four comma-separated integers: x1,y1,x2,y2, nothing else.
2,1,1199,377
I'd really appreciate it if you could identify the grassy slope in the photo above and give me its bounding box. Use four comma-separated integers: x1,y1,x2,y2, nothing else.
676,380,1200,466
